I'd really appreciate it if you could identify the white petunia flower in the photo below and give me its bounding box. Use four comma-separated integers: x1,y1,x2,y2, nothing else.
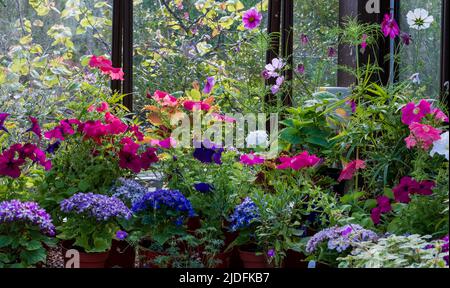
407,8,434,30
246,130,269,148
430,131,449,161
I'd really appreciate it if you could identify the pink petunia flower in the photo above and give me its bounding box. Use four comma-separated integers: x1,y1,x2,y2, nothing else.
432,108,449,123
109,67,125,81
150,137,176,149
381,14,400,39
211,113,236,123
242,8,262,30
406,122,442,150
152,90,178,107
276,151,321,171
240,153,265,166
338,160,366,182
183,100,211,111
401,100,432,125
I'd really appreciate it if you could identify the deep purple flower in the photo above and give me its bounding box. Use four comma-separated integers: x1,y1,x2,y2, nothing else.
193,142,223,165
60,193,132,221
328,47,337,58
0,200,55,236
194,183,214,193
26,116,42,139
267,249,275,258
400,32,412,45
0,113,9,133
116,230,128,240
377,196,392,213
261,69,271,80
296,64,305,75
46,141,61,154
203,76,215,94
300,34,309,45
346,100,357,113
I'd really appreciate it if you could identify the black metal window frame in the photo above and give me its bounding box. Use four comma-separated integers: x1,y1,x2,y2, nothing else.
112,0,449,110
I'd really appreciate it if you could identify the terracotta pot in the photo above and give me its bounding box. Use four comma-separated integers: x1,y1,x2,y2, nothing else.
285,250,308,268
213,252,231,268
61,241,110,269
238,248,272,269
138,247,168,268
105,240,136,268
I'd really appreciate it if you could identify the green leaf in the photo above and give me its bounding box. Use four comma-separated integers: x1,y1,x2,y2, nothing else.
280,127,302,145
20,248,47,265
0,236,12,248
25,240,42,251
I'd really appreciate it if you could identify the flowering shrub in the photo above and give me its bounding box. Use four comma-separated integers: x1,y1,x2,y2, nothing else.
0,200,56,268
58,193,131,253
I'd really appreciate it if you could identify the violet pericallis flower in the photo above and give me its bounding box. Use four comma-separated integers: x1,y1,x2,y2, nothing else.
111,178,149,207
229,197,260,232
60,193,132,221
0,200,56,236
306,224,378,254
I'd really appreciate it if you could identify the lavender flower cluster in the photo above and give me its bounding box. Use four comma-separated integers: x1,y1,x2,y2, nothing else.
111,178,148,207
132,189,195,217
60,193,132,221
0,200,55,236
306,224,378,254
229,197,260,232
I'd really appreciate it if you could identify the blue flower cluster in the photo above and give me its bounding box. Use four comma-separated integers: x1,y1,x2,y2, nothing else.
306,224,378,254
132,189,195,218
60,193,132,221
0,200,56,236
229,197,260,232
111,178,149,206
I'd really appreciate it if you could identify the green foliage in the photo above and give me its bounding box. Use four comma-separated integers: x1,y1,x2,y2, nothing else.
338,234,448,268
0,223,56,268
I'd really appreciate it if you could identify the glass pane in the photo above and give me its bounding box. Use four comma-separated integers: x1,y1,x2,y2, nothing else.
398,0,442,97
293,0,339,101
132,0,267,113
0,0,112,117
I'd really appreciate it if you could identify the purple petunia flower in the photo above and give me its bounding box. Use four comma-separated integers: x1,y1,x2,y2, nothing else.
46,141,61,154
267,249,275,258
0,200,55,236
193,142,223,165
0,113,10,133
194,183,214,193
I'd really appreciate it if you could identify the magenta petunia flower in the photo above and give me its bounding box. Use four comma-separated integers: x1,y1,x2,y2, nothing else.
338,160,366,182
413,180,435,196
377,196,392,213
401,100,432,125
371,207,382,225
150,137,176,149
183,100,211,111
0,148,25,178
393,177,418,203
242,8,262,30
203,76,215,94
432,108,449,123
240,153,265,166
26,116,42,139
277,151,321,171
381,14,400,39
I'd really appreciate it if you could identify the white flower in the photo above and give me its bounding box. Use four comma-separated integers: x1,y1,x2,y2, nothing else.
407,8,434,30
409,73,421,85
430,131,449,161
246,130,269,148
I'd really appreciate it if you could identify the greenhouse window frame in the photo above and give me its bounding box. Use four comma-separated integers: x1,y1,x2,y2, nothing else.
112,0,449,110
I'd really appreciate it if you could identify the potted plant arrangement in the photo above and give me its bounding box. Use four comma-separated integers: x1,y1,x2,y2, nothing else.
0,200,56,268
129,189,195,268
57,192,132,268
